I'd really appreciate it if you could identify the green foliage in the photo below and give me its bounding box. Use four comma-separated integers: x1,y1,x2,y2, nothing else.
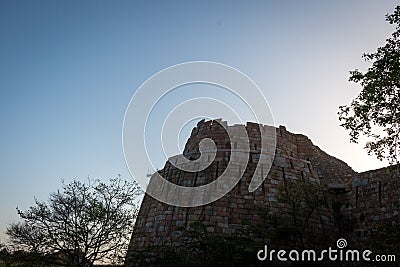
137,221,261,266
0,243,6,267
0,244,47,267
6,176,142,267
368,221,400,256
183,221,257,266
268,179,333,247
338,5,400,164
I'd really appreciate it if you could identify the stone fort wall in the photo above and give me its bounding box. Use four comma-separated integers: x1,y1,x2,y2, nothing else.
125,119,400,264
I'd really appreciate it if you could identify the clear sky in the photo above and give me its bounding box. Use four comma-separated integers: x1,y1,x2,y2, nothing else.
0,1,398,241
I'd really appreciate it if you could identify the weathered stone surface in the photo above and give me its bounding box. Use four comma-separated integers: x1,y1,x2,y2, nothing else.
124,119,400,265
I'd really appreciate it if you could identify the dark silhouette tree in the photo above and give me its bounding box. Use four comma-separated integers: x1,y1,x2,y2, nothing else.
6,176,142,267
338,6,400,165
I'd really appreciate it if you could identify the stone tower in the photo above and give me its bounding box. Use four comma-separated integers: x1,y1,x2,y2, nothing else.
125,119,400,265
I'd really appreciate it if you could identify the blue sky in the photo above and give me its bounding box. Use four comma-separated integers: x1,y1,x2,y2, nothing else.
0,1,398,241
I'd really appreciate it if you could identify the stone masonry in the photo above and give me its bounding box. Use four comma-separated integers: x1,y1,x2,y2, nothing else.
125,119,400,265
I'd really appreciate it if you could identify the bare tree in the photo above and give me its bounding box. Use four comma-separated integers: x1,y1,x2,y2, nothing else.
7,176,142,266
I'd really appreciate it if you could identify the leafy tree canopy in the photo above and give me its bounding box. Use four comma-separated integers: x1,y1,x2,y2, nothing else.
339,6,400,165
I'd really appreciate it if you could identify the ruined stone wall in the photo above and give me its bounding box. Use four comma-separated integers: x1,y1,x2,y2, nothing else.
125,119,400,265
295,134,355,185
348,166,400,242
